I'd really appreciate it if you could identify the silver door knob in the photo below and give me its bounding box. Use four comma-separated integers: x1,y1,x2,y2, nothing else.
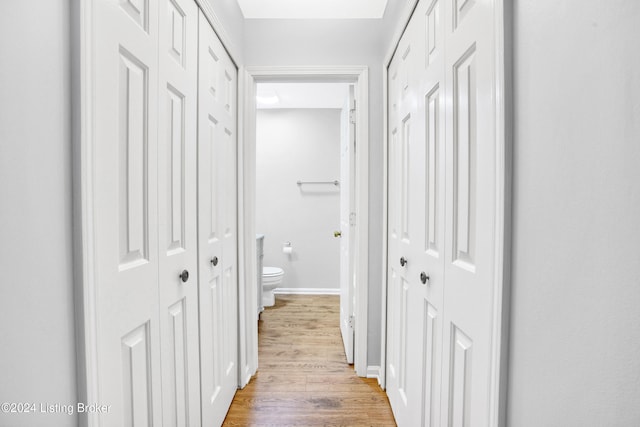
400,257,408,267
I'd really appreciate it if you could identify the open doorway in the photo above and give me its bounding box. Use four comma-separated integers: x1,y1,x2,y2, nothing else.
254,82,355,362
239,66,369,382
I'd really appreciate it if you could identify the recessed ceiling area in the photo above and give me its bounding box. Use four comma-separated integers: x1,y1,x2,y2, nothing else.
237,0,388,19
256,83,349,109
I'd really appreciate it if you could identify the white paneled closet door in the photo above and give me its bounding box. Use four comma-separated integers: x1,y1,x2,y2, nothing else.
386,6,447,423
197,11,239,427
90,1,239,425
157,0,201,425
92,0,162,425
386,0,500,425
440,0,498,424
386,32,415,427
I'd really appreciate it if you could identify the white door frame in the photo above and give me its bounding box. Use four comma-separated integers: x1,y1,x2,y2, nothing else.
379,1,512,425
240,65,370,377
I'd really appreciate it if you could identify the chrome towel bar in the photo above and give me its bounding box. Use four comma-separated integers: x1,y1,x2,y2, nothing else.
296,180,340,186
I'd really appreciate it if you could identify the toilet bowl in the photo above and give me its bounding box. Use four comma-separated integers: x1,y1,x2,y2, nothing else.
262,266,284,307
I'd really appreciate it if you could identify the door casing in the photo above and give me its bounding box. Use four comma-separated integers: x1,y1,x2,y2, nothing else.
379,1,512,426
240,66,370,377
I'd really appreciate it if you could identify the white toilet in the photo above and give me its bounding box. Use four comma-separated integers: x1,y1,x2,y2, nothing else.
262,266,284,307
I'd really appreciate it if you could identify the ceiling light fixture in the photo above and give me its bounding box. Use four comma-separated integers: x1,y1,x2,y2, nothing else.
256,93,279,105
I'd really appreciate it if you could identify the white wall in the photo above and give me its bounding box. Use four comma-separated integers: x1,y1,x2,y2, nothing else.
256,109,341,291
0,1,77,426
245,1,410,365
509,1,640,425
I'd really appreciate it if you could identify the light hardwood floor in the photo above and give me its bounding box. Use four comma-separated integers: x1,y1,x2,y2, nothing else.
223,294,397,426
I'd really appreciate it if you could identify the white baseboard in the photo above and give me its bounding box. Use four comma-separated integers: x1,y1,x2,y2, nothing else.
273,288,340,296
367,365,382,383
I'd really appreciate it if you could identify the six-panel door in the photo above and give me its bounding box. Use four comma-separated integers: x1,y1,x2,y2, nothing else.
386,0,498,425
91,1,238,425
93,0,163,424
157,0,202,425
197,11,239,427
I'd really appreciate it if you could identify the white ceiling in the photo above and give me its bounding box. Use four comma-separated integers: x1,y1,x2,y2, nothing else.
237,0,388,19
256,83,349,109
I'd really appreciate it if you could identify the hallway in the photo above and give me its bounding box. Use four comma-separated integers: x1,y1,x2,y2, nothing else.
223,295,396,426
4,1,640,426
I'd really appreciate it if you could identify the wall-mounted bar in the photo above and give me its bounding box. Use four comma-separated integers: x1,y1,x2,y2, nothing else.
296,180,340,186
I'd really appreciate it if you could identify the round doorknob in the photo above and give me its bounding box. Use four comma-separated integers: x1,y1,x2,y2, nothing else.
420,272,429,285
334,231,342,238
211,256,219,266
179,269,189,283
400,257,408,267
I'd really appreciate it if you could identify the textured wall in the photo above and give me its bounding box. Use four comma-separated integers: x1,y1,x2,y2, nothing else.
509,1,640,424
0,1,77,426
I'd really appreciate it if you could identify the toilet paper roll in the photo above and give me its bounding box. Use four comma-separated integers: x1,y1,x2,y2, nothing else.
282,246,293,254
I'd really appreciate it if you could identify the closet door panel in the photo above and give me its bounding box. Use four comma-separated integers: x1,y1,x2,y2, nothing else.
387,20,423,424
157,0,201,425
197,11,239,426
409,0,447,425
92,0,162,425
387,0,500,426
441,1,498,425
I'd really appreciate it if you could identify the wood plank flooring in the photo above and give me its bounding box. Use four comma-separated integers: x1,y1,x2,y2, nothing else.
223,294,397,426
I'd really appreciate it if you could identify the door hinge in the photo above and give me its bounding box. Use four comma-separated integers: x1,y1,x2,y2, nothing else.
349,108,356,124
349,315,355,330
349,212,356,227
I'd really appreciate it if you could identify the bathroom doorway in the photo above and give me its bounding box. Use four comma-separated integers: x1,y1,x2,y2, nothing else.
240,66,370,380
254,81,353,356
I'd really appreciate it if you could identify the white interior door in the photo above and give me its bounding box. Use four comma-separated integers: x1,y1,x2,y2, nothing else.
402,1,447,425
386,26,426,424
157,0,201,425
385,37,407,424
440,1,498,425
386,0,500,425
339,85,356,364
197,11,239,426
92,0,163,425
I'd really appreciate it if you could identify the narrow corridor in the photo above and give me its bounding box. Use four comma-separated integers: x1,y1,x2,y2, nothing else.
223,295,396,426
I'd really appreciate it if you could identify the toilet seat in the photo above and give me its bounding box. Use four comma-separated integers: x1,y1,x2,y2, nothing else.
263,266,284,277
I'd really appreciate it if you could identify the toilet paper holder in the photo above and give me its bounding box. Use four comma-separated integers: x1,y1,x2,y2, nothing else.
282,242,293,254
